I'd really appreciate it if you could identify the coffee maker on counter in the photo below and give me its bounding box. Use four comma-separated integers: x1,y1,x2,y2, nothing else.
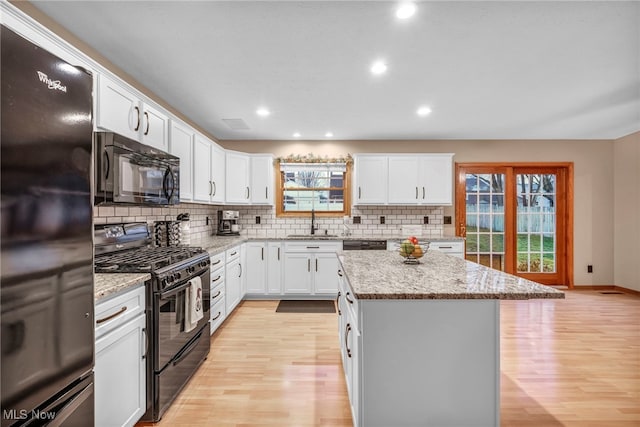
217,210,240,235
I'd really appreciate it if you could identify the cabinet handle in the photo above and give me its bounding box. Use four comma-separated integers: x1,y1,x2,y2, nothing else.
212,275,222,283
337,269,343,277
438,246,453,249
308,259,311,272
238,263,242,277
212,181,216,197
144,111,150,135
345,323,352,358
345,292,354,304
358,186,361,199
306,246,320,249
277,247,280,260
231,251,237,256
133,106,140,131
212,259,222,266
415,186,418,199
336,291,342,315
422,186,425,199
142,327,148,360
211,290,222,300
315,258,318,272
209,181,212,196
96,306,127,324
261,247,264,260
246,186,250,199
212,311,222,321
265,186,268,199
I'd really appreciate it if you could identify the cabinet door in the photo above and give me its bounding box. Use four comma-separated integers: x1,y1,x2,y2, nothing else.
192,134,212,203
354,155,388,204
419,154,453,205
210,143,226,203
96,74,140,141
283,253,312,294
267,243,283,294
225,259,242,314
313,253,340,294
245,243,266,294
387,156,420,204
141,103,169,152
250,155,273,205
225,152,250,204
95,314,146,427
169,120,193,201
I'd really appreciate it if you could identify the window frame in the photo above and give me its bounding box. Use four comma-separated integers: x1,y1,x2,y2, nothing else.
275,161,352,218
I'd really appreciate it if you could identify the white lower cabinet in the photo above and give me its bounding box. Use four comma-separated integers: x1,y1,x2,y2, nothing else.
225,246,243,314
283,241,341,295
95,284,146,427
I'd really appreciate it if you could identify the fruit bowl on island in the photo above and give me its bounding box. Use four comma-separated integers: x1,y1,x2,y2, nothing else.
399,236,428,264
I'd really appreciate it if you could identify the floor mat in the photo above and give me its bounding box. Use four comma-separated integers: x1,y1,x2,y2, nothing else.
276,299,336,313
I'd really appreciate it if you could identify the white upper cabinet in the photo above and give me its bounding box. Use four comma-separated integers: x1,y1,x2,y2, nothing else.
225,151,251,204
193,134,213,203
96,74,168,151
250,155,274,205
353,155,388,205
168,119,194,202
387,154,454,205
210,143,226,204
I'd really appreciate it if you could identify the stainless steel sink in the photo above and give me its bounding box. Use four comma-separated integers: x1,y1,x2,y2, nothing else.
287,234,339,238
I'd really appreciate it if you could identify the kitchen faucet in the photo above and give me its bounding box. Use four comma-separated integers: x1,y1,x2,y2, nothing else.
311,208,316,235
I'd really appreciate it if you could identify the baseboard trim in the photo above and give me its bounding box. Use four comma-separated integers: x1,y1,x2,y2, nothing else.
571,285,640,296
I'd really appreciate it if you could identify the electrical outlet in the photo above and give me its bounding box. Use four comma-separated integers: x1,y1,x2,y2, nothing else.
353,216,361,224
587,265,593,273
255,216,261,224
380,216,385,224
444,216,452,225
423,216,429,224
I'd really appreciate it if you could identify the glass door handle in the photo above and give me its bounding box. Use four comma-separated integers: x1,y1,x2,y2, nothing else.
460,223,466,237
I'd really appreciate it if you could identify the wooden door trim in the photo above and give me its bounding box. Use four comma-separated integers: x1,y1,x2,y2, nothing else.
455,162,574,288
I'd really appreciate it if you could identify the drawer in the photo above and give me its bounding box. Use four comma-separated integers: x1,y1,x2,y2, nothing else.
226,246,240,263
210,297,226,335
95,284,145,339
210,269,225,292
429,241,464,254
210,252,225,272
210,282,225,305
284,241,342,253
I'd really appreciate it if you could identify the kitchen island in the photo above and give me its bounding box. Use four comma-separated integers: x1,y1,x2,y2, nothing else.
337,250,564,427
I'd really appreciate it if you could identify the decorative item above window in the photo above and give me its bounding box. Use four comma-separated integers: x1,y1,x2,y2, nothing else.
275,153,353,164
275,156,351,217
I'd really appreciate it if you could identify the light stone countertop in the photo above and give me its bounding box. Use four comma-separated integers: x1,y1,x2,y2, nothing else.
95,273,150,302
339,250,565,300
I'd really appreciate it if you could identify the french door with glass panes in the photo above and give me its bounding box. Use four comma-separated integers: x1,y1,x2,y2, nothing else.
455,164,572,287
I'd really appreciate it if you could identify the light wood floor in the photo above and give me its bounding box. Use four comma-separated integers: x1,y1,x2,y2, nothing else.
138,290,640,427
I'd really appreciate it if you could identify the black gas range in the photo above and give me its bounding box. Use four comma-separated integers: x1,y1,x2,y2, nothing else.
94,222,211,422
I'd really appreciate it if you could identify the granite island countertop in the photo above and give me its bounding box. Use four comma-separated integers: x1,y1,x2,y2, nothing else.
339,249,564,300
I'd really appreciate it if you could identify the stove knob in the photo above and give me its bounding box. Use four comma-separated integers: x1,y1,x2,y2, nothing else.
175,272,182,280
168,275,174,283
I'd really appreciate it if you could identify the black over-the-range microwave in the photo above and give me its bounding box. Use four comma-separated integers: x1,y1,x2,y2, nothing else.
94,131,180,205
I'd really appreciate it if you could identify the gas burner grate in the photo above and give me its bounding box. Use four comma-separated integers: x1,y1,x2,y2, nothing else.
94,246,206,273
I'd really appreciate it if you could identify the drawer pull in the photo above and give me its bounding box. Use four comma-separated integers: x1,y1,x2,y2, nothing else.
345,292,354,304
212,275,222,282
336,291,341,316
437,246,453,249
306,246,320,249
337,269,343,277
345,323,352,358
230,251,237,256
211,259,222,266
212,311,222,321
96,306,127,324
212,290,222,300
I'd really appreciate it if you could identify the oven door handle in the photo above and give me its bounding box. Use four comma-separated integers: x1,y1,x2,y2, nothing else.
172,329,203,367
160,279,195,299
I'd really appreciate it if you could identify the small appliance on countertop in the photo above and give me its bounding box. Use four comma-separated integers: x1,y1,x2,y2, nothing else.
217,210,240,235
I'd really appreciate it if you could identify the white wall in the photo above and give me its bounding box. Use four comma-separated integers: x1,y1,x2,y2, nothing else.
614,131,640,292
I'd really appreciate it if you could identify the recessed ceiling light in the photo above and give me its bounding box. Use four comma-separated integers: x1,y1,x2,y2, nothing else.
293,132,301,138
417,106,432,117
256,108,270,117
396,3,416,20
370,60,388,75
325,132,334,138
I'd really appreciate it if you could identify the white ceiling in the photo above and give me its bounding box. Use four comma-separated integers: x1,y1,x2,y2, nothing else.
31,1,640,141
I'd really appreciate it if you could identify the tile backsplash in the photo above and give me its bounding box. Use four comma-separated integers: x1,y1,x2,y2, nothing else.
94,204,445,240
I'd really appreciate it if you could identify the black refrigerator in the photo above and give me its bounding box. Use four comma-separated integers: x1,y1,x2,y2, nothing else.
1,26,95,426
